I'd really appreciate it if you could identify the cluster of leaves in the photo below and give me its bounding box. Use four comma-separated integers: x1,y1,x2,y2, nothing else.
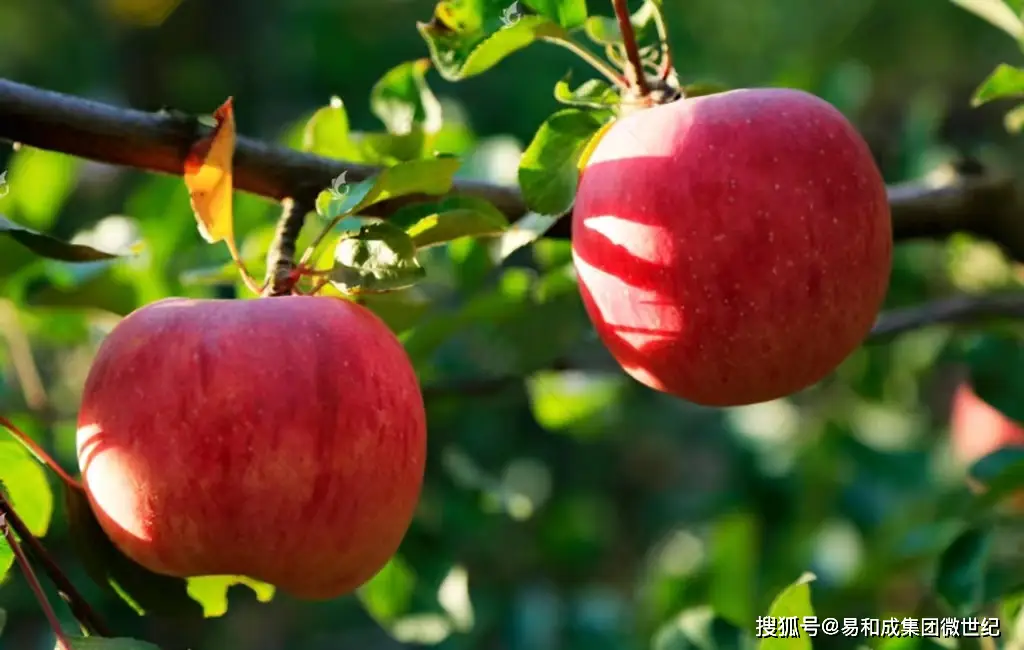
957,0,1024,130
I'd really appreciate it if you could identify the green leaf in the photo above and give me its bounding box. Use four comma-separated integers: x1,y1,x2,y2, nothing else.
357,131,430,164
390,195,508,248
518,108,611,215
523,0,587,29
371,59,444,135
758,573,816,650
972,63,1024,106
0,439,54,577
967,449,1024,510
63,635,162,650
951,0,1024,40
302,98,361,160
581,2,661,47
936,527,992,615
553,76,620,109
358,555,417,623
63,484,205,618
582,16,620,45
527,371,624,432
496,212,562,260
319,157,462,220
960,332,1024,424
711,512,760,628
418,10,565,81
0,216,122,264
24,266,140,317
331,222,426,293
186,575,276,618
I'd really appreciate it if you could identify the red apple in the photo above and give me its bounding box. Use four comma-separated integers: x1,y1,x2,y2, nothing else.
572,88,892,406
950,382,1024,498
76,296,427,600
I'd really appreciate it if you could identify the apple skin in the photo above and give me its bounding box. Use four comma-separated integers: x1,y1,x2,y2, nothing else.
572,88,892,406
76,296,427,600
950,382,1024,501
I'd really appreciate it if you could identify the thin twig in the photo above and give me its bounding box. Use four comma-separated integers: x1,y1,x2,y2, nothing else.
1,501,72,649
0,300,49,413
867,292,1024,340
540,36,627,88
0,416,81,491
611,0,651,97
1,80,1023,258
0,492,111,636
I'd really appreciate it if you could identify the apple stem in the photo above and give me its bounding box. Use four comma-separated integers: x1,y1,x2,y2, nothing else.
1,500,73,648
0,492,111,637
264,196,314,297
611,0,650,98
0,416,82,492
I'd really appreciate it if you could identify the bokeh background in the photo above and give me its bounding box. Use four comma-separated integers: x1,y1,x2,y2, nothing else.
1,0,1024,648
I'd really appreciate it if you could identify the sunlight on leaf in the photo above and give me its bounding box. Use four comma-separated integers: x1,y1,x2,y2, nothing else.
331,222,426,293
972,63,1024,106
0,440,53,577
390,195,508,248
371,59,444,135
303,97,361,160
759,573,816,650
186,575,276,618
952,0,1024,40
319,157,462,219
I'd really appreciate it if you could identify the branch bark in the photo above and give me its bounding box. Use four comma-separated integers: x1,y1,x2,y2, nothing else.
2,79,1024,259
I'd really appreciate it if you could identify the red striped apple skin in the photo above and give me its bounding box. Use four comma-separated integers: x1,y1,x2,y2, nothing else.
572,88,892,406
77,295,426,600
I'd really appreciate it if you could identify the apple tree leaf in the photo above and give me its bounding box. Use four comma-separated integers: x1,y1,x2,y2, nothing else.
518,108,612,215
553,76,620,109
186,575,276,618
418,0,566,82
302,98,362,161
496,212,561,260
0,439,54,577
972,63,1024,106
1004,103,1024,132
63,635,162,650
0,216,121,264
317,156,462,220
967,449,1024,510
959,332,1024,424
331,222,426,293
63,484,204,618
935,526,992,615
581,1,662,47
951,0,1024,41
390,195,509,248
523,0,587,29
371,59,444,136
183,98,237,246
758,573,816,650
652,608,754,650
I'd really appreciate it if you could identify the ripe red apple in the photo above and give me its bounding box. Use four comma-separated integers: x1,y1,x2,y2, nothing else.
950,382,1024,501
76,296,427,600
572,88,892,406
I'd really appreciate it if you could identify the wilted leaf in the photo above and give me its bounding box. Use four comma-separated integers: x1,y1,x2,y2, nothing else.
0,216,121,264
553,76,620,109
186,575,275,618
759,573,816,650
183,98,236,245
319,157,462,219
63,635,162,650
331,222,426,293
936,527,992,615
418,7,565,82
518,108,612,215
303,98,361,160
371,59,444,135
63,484,204,618
972,63,1024,106
390,195,508,248
0,439,54,577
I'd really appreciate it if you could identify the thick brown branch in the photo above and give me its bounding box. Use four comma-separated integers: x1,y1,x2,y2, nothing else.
2,79,1023,258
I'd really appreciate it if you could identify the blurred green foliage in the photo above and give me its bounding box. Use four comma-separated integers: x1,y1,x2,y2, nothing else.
2,0,1024,649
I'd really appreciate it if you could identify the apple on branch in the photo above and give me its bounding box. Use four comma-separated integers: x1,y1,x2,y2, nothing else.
571,87,893,407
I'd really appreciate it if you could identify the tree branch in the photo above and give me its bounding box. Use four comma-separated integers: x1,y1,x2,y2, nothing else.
1,79,1023,259
867,291,1024,340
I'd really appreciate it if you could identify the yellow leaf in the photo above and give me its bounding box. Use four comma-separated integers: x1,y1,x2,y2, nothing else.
184,98,236,245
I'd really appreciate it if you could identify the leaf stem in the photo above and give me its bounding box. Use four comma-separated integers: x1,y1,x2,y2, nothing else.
610,0,650,97
0,492,111,637
225,238,266,295
0,416,81,491
1,502,72,649
540,35,627,88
